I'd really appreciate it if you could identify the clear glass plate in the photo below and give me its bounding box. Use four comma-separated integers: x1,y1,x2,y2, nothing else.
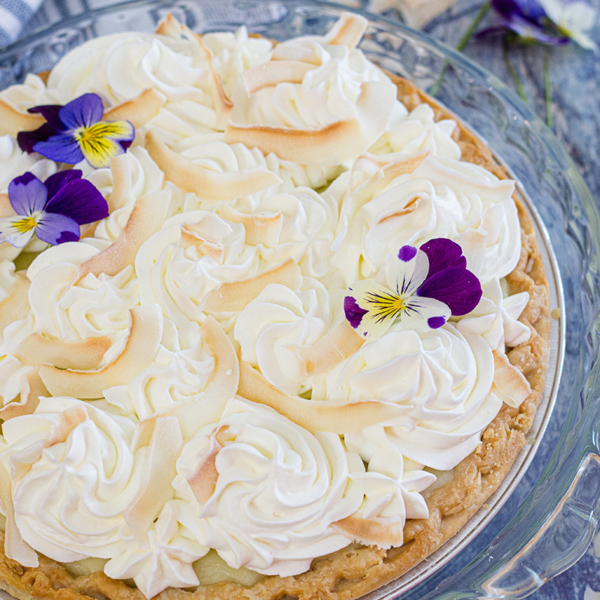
1,1,599,598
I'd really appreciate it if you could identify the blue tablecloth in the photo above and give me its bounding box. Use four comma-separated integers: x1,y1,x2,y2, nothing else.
5,0,600,597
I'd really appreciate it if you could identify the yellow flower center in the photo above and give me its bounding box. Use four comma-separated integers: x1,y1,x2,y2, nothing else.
14,216,38,234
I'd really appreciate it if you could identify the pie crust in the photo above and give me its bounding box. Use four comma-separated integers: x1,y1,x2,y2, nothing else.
0,51,550,600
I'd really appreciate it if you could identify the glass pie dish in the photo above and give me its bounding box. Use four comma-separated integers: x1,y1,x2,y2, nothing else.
0,1,598,598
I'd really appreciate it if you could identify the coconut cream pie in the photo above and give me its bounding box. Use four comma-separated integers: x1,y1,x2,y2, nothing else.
0,11,549,600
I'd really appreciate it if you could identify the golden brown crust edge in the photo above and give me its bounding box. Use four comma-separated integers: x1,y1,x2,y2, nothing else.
0,76,551,600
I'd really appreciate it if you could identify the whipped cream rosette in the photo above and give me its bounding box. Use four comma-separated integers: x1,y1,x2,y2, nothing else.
370,102,462,159
332,152,521,285
234,278,334,396
0,398,146,564
27,243,139,344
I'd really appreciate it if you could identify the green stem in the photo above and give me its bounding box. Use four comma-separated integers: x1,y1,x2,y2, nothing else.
503,37,528,104
430,1,491,97
544,47,553,128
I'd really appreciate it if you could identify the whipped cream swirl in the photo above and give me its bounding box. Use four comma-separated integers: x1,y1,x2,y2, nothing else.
28,243,139,344
1,398,145,561
234,280,332,396
104,320,215,420
136,210,259,327
315,323,500,471
333,155,520,286
174,398,362,576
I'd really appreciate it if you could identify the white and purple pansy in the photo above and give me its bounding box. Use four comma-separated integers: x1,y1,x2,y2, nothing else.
344,238,483,339
0,170,109,248
18,93,134,169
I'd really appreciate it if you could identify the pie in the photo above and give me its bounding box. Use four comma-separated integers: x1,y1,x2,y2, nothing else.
0,12,550,600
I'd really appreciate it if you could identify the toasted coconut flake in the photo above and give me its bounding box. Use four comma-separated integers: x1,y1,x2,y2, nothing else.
200,259,301,314
0,371,47,420
74,190,170,284
0,461,38,567
238,360,406,433
294,320,364,377
191,30,233,129
125,416,183,542
187,425,229,506
0,99,44,135
324,12,368,50
103,88,166,129
242,61,316,96
155,13,180,37
332,515,403,549
225,81,395,166
376,197,421,225
39,305,163,399
133,316,238,445
107,153,133,213
14,333,112,370
180,221,224,261
145,129,282,200
271,45,322,66
44,406,89,448
0,194,15,218
0,272,30,335
219,205,283,248
492,350,531,408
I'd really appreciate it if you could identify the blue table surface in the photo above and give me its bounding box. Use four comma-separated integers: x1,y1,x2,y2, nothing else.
10,0,600,598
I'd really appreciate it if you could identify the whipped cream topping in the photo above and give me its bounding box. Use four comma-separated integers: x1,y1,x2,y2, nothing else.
1,398,145,562
136,211,260,327
315,323,500,471
174,398,361,576
371,103,462,160
0,12,535,596
333,155,520,285
457,278,531,349
28,244,139,344
47,33,210,106
106,503,206,599
230,36,391,131
234,280,332,396
104,319,215,420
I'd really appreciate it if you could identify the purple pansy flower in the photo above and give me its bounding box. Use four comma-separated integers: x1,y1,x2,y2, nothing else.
344,239,482,339
0,170,109,248
478,0,570,45
18,93,135,169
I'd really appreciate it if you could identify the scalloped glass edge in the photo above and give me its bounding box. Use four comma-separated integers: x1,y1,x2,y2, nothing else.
0,1,599,598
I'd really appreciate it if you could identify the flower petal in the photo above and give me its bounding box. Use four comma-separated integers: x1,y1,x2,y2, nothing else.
386,246,429,296
417,267,482,316
8,173,47,215
420,238,467,277
399,295,451,333
17,123,57,154
492,0,547,21
27,105,65,130
34,132,84,165
35,212,80,245
0,215,38,248
76,121,135,169
344,296,368,329
46,179,109,225
59,94,104,130
44,170,83,200
346,280,405,339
